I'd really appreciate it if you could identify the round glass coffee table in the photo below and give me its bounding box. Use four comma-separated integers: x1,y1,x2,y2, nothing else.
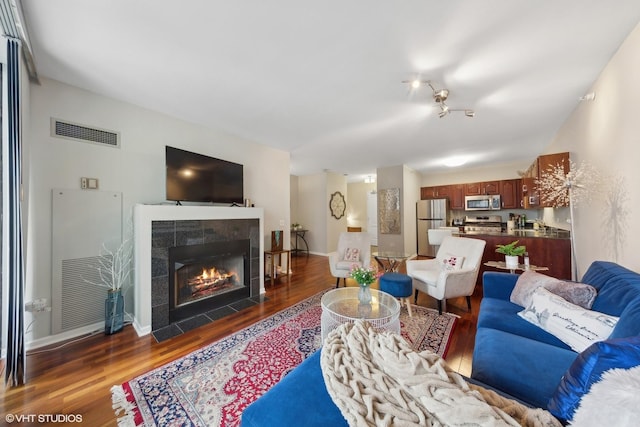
320,288,401,341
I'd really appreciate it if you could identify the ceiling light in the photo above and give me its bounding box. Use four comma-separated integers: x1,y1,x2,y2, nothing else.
433,89,449,103
404,78,474,119
443,156,468,167
364,175,376,184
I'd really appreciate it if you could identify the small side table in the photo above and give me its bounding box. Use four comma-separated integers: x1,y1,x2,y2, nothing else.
291,229,309,257
265,249,291,286
373,251,411,272
484,261,549,274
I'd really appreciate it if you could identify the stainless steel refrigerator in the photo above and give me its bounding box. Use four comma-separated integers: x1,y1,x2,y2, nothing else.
417,199,448,256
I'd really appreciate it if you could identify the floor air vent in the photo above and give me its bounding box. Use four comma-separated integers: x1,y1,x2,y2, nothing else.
51,118,120,148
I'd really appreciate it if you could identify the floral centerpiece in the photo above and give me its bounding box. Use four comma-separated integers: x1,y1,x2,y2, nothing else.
350,265,380,304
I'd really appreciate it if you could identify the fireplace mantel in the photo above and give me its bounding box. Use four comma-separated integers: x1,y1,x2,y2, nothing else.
133,204,264,336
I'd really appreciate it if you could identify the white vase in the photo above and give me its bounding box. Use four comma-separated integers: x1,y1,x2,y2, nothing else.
505,255,519,269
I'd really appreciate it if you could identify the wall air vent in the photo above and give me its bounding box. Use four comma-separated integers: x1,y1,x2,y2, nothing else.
51,118,120,148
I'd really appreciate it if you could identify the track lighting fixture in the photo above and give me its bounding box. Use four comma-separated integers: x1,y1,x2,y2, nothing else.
404,79,475,119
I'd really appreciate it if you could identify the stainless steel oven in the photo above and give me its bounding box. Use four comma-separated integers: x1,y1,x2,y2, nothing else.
463,215,503,234
464,195,501,211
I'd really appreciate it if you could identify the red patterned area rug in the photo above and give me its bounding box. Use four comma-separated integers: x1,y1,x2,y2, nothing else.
111,289,457,426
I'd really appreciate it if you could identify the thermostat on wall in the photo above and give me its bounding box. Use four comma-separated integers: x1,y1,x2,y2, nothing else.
80,177,99,190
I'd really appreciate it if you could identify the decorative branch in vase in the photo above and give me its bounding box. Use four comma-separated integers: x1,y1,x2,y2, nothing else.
536,159,602,280
84,237,133,334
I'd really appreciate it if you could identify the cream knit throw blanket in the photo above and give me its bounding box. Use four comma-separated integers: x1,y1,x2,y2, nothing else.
320,321,561,427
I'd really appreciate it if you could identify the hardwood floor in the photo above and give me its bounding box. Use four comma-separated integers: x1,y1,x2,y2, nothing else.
0,254,480,426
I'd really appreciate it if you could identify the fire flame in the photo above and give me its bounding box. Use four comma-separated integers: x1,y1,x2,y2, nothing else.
199,267,235,282
187,267,238,289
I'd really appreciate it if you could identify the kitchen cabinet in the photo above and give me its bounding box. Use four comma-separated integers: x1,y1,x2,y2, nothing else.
521,177,539,209
538,152,570,207
421,185,451,199
420,184,464,209
520,152,570,208
465,181,500,196
466,233,572,286
449,184,465,210
499,179,521,209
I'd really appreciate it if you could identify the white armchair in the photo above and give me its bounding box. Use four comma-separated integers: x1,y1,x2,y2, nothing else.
406,236,486,314
328,232,371,288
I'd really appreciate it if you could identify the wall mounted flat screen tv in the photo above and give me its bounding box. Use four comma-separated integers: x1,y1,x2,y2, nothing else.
166,146,244,204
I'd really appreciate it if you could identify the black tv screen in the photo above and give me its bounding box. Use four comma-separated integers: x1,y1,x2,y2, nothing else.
166,146,244,204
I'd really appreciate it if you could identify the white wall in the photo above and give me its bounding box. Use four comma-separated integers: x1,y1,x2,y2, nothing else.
403,165,420,256
294,172,348,255
376,164,419,255
326,172,348,253
544,21,640,277
297,173,326,254
24,77,290,344
420,160,532,186
290,175,300,228
346,181,376,231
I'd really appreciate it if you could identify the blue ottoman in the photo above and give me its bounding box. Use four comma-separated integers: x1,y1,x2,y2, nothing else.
379,272,413,317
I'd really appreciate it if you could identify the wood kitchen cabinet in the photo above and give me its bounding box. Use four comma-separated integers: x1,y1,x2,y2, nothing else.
465,181,500,196
449,184,465,210
521,177,539,209
538,152,570,207
520,152,570,208
421,185,451,199
467,233,572,287
420,184,464,209
499,179,521,209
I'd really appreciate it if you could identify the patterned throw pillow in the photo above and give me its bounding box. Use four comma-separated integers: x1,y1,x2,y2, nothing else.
518,287,618,352
442,255,464,270
511,270,597,309
343,247,360,262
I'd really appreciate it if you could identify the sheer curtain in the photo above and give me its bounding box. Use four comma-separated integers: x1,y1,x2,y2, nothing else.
4,36,25,386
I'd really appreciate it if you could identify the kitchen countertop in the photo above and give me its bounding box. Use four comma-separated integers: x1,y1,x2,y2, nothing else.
459,228,571,239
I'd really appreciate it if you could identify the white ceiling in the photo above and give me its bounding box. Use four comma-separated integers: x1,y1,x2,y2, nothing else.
19,1,640,182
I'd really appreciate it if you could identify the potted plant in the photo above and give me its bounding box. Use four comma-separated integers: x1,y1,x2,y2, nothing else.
495,240,526,269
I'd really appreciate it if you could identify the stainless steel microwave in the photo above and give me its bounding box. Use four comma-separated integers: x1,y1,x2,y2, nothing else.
465,195,501,211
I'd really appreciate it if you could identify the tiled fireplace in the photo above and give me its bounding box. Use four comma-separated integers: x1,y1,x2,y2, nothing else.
133,205,264,337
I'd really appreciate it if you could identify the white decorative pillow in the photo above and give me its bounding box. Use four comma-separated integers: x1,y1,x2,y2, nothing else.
343,247,360,262
518,287,618,352
569,366,640,426
442,254,465,270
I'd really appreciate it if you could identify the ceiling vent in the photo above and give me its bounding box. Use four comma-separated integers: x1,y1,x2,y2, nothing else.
51,118,120,148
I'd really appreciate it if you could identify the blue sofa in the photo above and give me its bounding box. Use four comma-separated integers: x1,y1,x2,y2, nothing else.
242,261,640,425
472,261,640,421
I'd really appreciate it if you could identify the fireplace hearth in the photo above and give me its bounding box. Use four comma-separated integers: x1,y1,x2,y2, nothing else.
169,239,250,322
144,213,262,337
